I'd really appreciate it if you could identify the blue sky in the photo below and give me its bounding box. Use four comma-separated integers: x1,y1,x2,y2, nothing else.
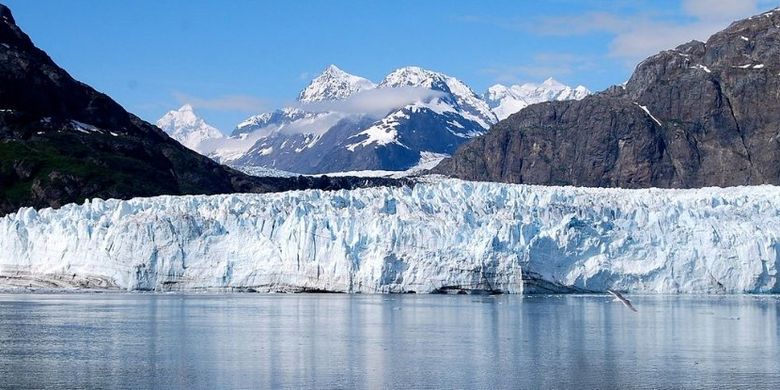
4,0,778,132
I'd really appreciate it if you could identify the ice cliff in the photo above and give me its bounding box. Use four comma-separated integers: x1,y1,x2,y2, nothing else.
0,179,778,293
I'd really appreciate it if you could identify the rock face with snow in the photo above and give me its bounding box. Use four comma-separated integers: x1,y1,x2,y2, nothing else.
1,179,778,293
156,104,223,151
437,8,780,188
484,78,590,120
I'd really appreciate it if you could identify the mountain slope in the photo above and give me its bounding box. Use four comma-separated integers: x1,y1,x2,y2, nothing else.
156,104,223,150
436,8,780,188
0,5,408,215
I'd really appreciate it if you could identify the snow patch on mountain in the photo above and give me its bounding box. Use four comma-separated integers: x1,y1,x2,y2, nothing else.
346,110,409,151
1,180,778,293
485,78,591,120
156,104,224,151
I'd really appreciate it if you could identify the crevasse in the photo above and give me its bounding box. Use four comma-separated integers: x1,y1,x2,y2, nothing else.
0,179,778,293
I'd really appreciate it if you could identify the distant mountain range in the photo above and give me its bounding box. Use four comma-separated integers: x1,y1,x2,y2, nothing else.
484,78,590,120
159,65,589,174
436,8,780,188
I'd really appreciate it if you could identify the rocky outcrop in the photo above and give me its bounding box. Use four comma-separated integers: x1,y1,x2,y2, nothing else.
436,9,780,188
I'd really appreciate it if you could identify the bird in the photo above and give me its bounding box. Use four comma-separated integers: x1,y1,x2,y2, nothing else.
607,289,638,312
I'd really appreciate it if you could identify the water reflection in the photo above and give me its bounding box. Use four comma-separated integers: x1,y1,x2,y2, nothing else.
0,294,778,389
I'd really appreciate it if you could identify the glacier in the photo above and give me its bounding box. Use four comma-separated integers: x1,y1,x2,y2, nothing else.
0,179,778,293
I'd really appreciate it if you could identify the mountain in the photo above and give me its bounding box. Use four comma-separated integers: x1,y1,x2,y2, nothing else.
162,64,588,175
156,104,223,151
484,78,590,120
436,8,780,188
3,179,778,293
211,65,500,173
297,64,376,102
0,5,408,215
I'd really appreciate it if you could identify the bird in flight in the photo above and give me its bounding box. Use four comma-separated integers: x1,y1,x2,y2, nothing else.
607,289,638,312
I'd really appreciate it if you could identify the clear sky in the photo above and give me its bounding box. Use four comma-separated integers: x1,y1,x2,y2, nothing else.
4,0,778,132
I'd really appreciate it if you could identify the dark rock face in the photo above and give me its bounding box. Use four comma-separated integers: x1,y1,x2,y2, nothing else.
436,9,780,188
0,5,409,215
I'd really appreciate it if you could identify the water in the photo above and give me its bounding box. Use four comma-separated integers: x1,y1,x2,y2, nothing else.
0,294,778,389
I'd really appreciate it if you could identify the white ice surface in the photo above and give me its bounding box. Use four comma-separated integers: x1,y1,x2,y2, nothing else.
1,180,778,293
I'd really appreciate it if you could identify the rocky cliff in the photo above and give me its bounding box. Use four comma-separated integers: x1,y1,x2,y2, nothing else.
436,9,780,188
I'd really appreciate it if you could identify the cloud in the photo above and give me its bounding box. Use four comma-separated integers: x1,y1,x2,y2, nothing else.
529,0,777,64
481,53,598,84
291,86,445,117
683,0,765,20
469,0,777,68
173,92,269,112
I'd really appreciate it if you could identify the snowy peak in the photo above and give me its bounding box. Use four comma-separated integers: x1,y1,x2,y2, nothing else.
485,79,591,120
156,105,223,151
540,77,565,89
378,66,448,89
297,65,376,103
379,66,497,128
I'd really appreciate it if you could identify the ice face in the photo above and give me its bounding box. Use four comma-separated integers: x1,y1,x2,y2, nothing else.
1,179,778,293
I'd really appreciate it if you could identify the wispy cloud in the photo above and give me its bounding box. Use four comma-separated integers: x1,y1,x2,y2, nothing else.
291,86,445,117
530,0,777,64
173,92,269,112
462,0,778,70
481,53,598,85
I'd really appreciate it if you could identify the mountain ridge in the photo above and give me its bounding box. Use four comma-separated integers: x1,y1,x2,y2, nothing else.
164,65,588,174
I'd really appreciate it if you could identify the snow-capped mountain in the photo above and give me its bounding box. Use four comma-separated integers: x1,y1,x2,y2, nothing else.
156,104,224,150
2,179,778,293
485,78,590,120
160,65,589,175
225,65,501,173
297,64,376,103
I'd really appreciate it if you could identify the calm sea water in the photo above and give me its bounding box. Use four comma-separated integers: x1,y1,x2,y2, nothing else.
0,294,778,389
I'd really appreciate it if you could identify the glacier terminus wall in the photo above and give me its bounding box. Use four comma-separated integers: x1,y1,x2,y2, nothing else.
0,179,778,293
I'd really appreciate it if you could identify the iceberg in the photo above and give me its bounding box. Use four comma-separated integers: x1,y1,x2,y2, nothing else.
0,179,778,293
